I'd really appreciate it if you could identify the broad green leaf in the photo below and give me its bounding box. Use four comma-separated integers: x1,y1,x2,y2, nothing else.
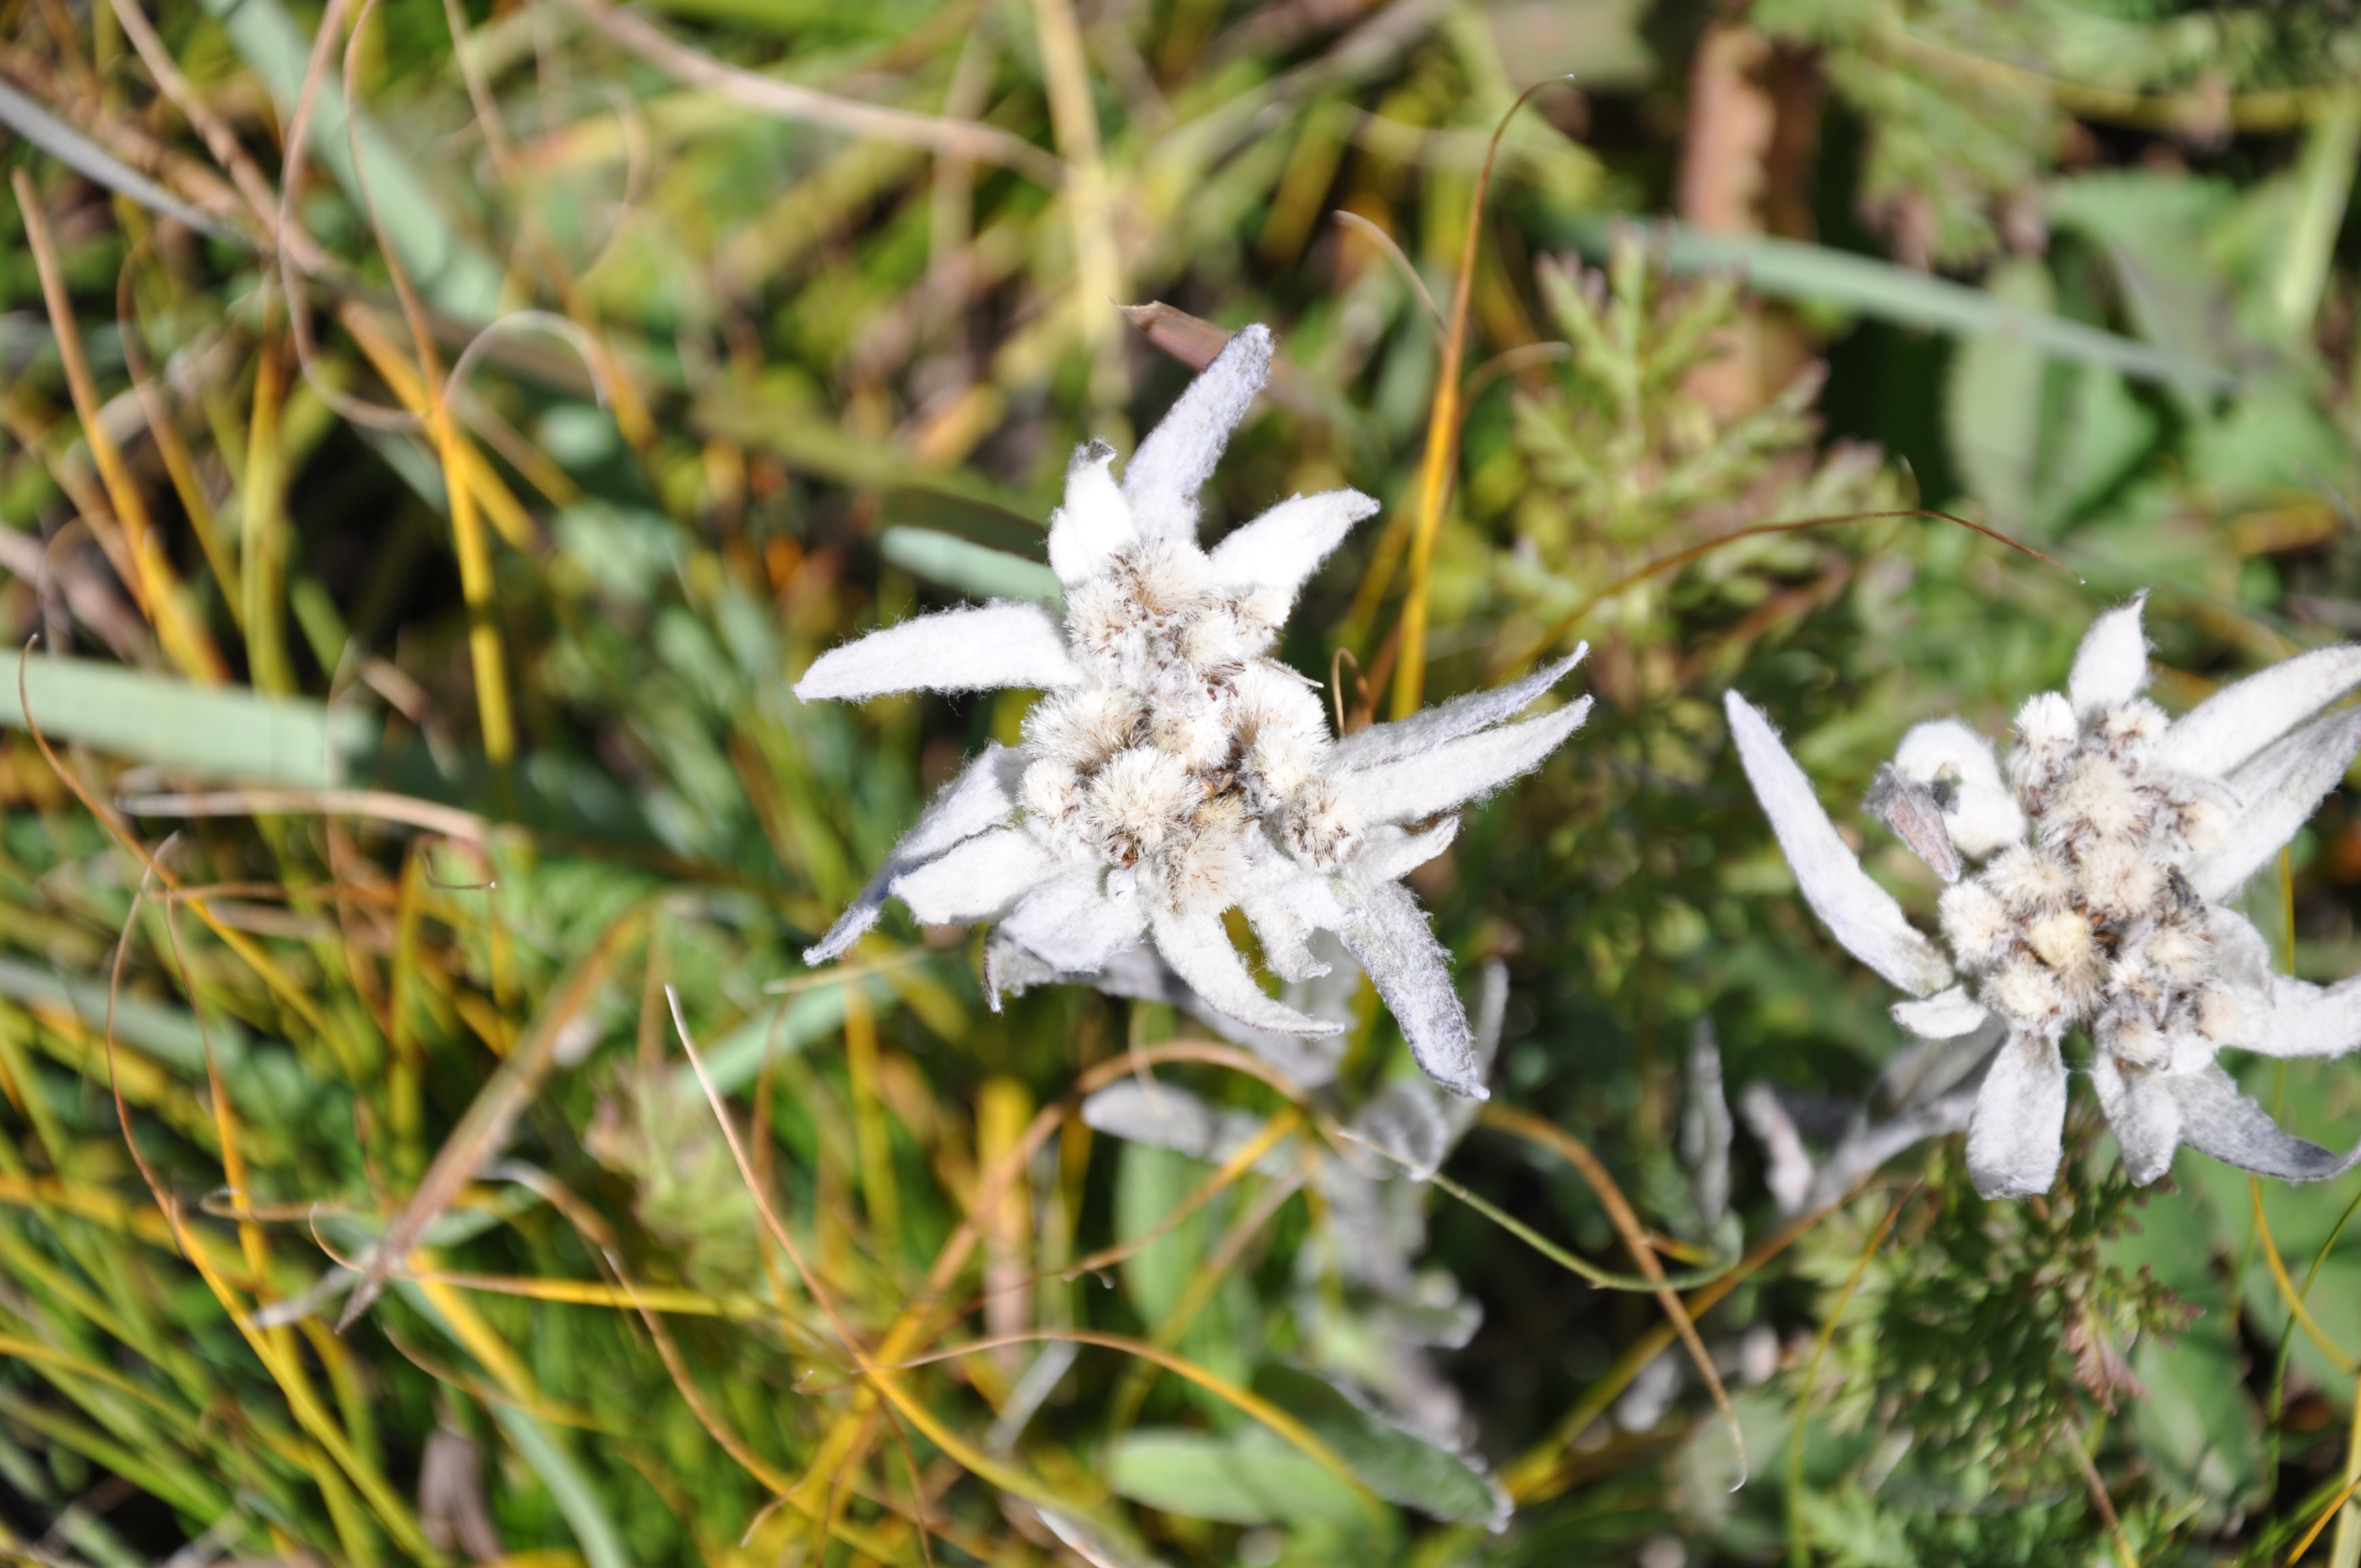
880,527,1063,607
1250,1363,1504,1527
1561,217,2235,391
1945,257,2050,532
1102,1428,1364,1528
1116,1142,1249,1386
0,655,376,787
2046,173,2246,411
2038,364,2157,532
2106,1188,2265,1526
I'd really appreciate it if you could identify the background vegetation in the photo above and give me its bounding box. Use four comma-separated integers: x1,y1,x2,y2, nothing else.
2,0,2360,1562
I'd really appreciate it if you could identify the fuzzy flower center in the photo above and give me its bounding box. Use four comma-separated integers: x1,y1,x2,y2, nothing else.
1016,541,1348,905
1935,693,2234,1066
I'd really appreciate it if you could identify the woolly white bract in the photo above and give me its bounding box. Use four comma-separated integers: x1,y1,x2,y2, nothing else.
1728,595,2361,1199
795,326,1590,1097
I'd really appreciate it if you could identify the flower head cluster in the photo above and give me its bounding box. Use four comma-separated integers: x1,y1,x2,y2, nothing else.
796,327,1589,1096
1729,596,2361,1198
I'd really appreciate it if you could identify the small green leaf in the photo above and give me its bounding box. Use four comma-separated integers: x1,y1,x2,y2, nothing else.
1103,1428,1364,1528
880,527,1063,607
1250,1364,1503,1527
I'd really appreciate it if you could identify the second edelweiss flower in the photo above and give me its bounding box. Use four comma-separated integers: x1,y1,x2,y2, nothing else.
794,326,1590,1097
1728,595,2361,1198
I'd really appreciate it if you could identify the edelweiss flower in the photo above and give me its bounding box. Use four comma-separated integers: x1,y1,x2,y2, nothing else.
1728,595,2361,1198
795,326,1590,1096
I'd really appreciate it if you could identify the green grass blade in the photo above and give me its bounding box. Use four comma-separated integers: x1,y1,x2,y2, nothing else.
1,656,376,786
1563,217,2238,391
880,527,1063,607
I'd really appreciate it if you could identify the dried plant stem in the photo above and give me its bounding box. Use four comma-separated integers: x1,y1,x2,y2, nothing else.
107,872,440,1563
242,335,296,693
1478,1106,1744,1480
1504,1182,1874,1507
18,650,328,1031
2252,1179,2358,1376
1063,1108,1303,1280
844,983,902,1245
669,993,1082,1521
14,168,226,684
115,251,240,618
118,787,491,842
2062,1418,2140,1568
1389,79,1557,719
336,306,538,552
786,1041,1301,1524
337,909,645,1328
105,0,307,259
1106,1172,1304,1434
976,1076,1034,1381
2331,1371,2361,1568
561,0,1065,186
1031,0,1127,417
2292,1463,2361,1564
336,302,530,764
862,1327,1388,1527
1889,29,2352,134
1492,508,2074,679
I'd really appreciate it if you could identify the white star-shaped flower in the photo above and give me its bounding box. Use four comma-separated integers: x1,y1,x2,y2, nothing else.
1728,594,2361,1197
795,326,1590,1096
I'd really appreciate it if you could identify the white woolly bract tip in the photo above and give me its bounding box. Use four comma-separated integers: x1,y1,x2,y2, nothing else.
806,743,1022,962
2091,1053,2179,1186
1332,644,1588,772
795,602,1083,700
1723,691,1954,997
1149,899,1345,1038
2170,1065,2361,1182
1047,439,1134,587
1080,1079,1225,1160
1891,986,1990,1040
1356,818,1460,884
2231,970,2361,1060
1965,1030,2068,1198
2068,592,2150,716
1344,698,1591,827
2186,705,2361,901
886,825,1059,924
2155,641,2361,781
1000,869,1145,973
1123,323,1275,543
1207,488,1379,604
1335,877,1485,1098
